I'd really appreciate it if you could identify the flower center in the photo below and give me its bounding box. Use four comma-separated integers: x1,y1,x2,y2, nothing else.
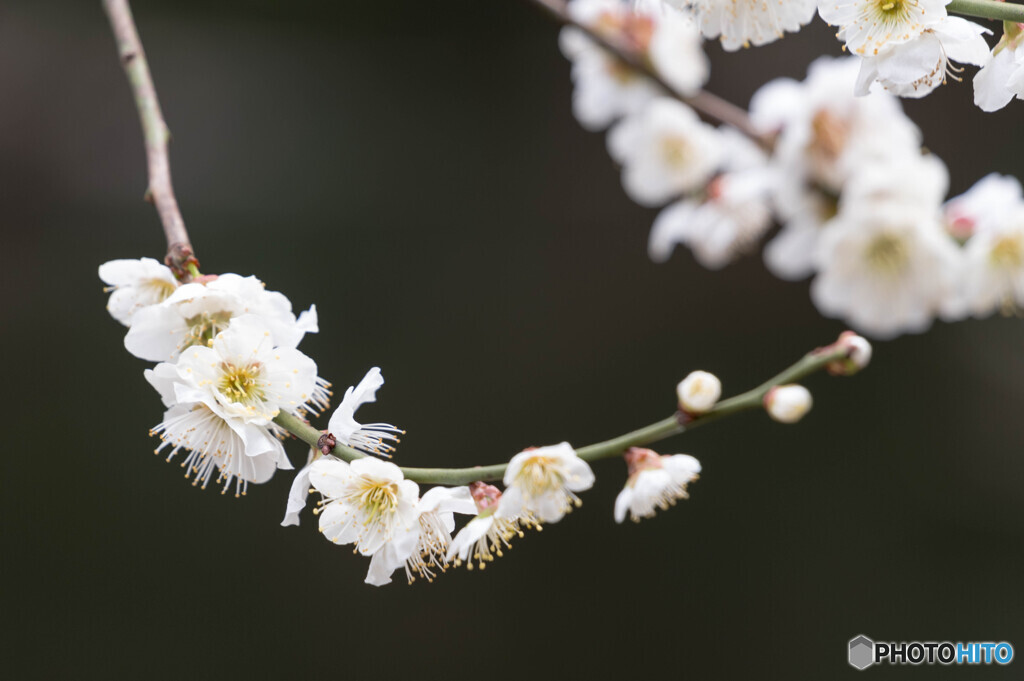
184,310,234,349
660,135,689,168
217,362,266,404
810,110,848,163
864,232,908,273
405,513,451,583
990,234,1024,268
605,58,640,84
145,277,177,302
352,480,400,519
516,455,565,495
874,0,914,22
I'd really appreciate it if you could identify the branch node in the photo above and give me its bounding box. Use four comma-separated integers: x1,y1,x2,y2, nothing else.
165,242,198,281
317,432,337,456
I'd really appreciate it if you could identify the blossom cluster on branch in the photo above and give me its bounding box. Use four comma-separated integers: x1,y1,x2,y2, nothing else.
558,0,1024,339
100,259,869,586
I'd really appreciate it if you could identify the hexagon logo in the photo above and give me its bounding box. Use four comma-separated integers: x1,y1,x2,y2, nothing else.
849,635,875,670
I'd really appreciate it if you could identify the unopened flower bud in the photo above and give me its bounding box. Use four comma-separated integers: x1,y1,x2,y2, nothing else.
764,384,812,423
826,331,873,376
677,370,721,414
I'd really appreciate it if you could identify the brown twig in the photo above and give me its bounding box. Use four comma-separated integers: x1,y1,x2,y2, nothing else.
103,0,197,280
525,0,769,146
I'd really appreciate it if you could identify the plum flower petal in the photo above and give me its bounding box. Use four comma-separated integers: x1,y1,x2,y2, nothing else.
499,443,594,523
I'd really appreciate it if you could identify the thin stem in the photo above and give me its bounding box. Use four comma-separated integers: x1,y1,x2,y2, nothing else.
273,344,851,485
948,0,1024,23
523,0,768,145
103,0,197,280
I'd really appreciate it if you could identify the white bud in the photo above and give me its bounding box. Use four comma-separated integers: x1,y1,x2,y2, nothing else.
827,331,873,376
845,335,872,371
764,384,812,424
677,370,721,414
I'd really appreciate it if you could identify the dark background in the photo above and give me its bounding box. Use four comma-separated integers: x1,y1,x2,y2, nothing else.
3,1,1024,679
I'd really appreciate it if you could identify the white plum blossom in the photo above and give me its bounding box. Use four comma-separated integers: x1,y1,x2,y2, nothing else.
173,314,320,425
818,0,950,57
811,202,964,338
124,273,319,363
614,447,701,523
141,313,322,495
607,98,722,206
144,361,291,496
974,27,1024,111
943,173,1023,241
764,384,813,423
446,515,519,570
499,442,595,523
810,150,961,336
853,16,991,98
447,482,538,571
327,367,403,456
310,457,420,561
648,173,774,268
149,405,285,495
956,207,1024,318
367,485,477,586
559,0,708,131
676,370,721,414
682,0,817,51
560,31,662,131
99,257,178,326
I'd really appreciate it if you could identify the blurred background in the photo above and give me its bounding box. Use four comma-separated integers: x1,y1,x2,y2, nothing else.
3,1,1024,678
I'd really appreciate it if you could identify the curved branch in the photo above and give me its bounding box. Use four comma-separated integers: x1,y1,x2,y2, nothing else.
948,0,1024,23
274,343,852,485
103,0,197,280
523,0,768,145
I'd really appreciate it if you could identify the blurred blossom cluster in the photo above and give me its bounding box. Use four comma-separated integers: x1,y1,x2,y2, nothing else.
560,0,1024,339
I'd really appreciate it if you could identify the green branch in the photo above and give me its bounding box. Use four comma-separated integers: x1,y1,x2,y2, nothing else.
274,344,852,486
948,0,1024,23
